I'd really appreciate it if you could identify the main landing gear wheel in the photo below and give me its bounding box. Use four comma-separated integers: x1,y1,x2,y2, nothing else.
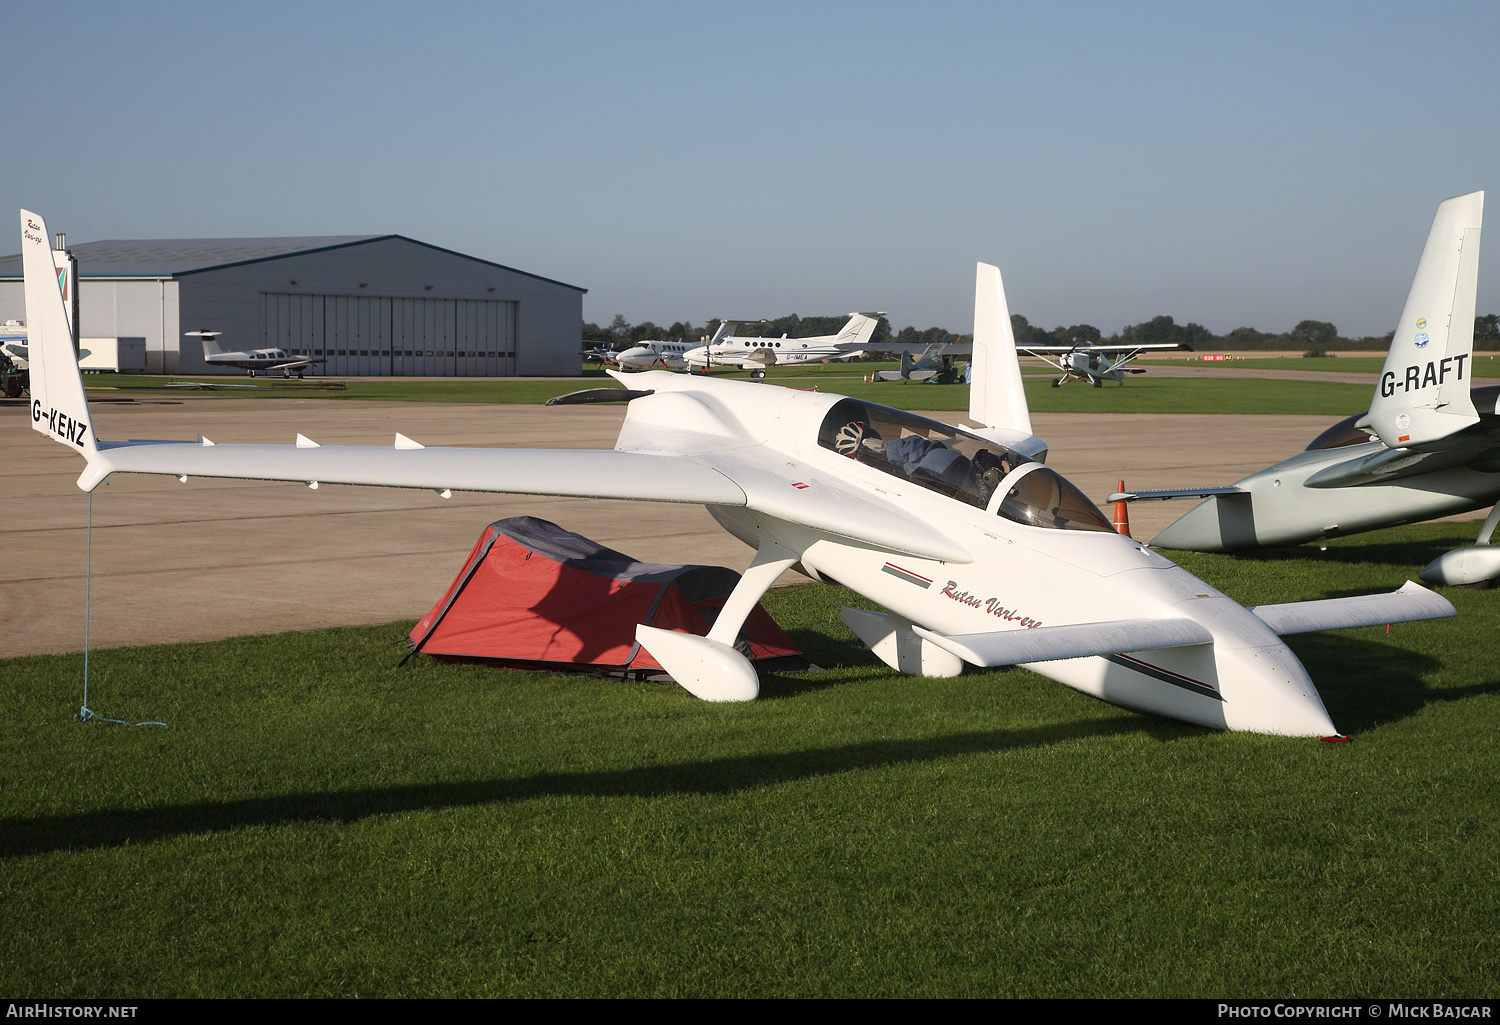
1092,377,1103,388
247,369,256,378
1051,378,1060,388
750,369,766,380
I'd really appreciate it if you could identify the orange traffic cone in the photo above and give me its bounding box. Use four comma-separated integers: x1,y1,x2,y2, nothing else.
1113,480,1132,537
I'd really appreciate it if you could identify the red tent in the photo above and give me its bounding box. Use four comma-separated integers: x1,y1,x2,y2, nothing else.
408,516,806,679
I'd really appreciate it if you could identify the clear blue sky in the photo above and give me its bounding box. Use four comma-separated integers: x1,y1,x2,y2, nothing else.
6,0,1497,336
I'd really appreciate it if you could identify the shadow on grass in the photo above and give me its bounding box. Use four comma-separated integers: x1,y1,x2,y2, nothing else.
1225,531,1480,571
1288,632,1500,734
1,716,1156,859
753,629,885,698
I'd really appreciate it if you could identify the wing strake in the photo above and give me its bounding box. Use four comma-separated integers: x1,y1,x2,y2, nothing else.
912,617,1214,666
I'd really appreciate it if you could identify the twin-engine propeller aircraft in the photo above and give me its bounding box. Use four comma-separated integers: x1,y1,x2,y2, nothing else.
22,208,1457,737
615,322,737,371
1021,339,1190,387
187,331,326,378
614,339,696,371
683,313,883,374
1117,192,1500,586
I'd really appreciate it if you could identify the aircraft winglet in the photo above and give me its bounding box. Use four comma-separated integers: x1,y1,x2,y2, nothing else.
970,262,1032,436
1367,191,1483,449
20,209,99,466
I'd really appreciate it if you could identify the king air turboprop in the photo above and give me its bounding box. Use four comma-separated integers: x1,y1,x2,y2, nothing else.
22,207,1457,737
615,322,737,371
1119,192,1500,585
682,313,884,373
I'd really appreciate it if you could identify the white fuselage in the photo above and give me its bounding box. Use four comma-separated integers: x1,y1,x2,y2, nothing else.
616,340,695,370
616,370,1339,736
1152,440,1500,551
1063,349,1124,383
207,348,324,376
682,337,861,369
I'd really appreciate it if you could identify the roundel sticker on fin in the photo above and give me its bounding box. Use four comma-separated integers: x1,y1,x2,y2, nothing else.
1414,332,1430,348
1416,317,1427,330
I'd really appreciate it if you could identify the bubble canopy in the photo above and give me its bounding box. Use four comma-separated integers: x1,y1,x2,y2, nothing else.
817,398,1113,532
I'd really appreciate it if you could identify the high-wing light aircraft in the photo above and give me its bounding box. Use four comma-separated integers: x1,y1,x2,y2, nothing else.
22,208,1456,737
188,331,326,378
1021,339,1190,387
1117,192,1500,585
683,313,884,374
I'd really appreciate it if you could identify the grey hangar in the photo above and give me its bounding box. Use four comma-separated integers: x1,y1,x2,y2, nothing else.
0,233,586,376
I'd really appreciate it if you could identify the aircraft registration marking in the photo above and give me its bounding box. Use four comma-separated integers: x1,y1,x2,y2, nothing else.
1380,354,1467,397
32,400,88,448
881,562,932,588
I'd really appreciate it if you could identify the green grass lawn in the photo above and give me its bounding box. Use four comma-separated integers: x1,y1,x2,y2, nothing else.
2,522,1497,997
86,364,1377,416
1150,355,1500,377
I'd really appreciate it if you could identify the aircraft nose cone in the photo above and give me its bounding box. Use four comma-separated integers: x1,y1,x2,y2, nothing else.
1151,498,1231,552
1218,643,1338,737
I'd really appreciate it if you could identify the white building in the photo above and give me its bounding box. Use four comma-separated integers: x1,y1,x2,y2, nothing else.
0,234,587,375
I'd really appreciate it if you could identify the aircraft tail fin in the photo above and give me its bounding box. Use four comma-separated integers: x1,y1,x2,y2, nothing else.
969,262,1032,435
706,320,736,346
1368,191,1483,448
899,350,915,377
20,210,99,462
836,313,883,347
190,331,228,356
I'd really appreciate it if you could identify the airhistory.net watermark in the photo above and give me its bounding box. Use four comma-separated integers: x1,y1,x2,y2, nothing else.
5,1007,138,1019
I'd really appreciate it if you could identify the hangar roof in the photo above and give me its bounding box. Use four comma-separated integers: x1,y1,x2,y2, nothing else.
0,234,586,291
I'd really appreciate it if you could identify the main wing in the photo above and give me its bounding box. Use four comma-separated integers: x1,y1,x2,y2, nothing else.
265,357,323,372
1017,343,1187,356
19,208,746,509
84,438,746,505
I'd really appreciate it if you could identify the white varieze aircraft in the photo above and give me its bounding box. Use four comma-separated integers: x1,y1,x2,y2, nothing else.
682,313,884,373
187,331,326,378
1120,192,1500,584
22,208,1456,737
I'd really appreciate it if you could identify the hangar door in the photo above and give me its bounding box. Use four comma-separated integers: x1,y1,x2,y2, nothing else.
262,294,517,376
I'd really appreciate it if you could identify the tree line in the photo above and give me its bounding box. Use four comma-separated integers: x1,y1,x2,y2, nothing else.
584,312,1500,353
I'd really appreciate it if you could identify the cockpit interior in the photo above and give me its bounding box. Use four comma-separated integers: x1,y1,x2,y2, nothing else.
817,399,1113,532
